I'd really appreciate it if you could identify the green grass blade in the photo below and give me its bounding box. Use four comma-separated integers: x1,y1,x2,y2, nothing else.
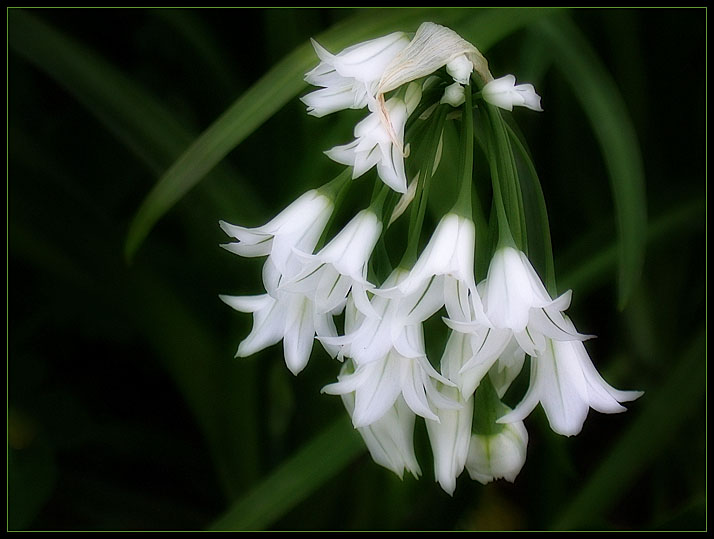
7,9,263,227
552,329,705,530
209,417,365,531
534,14,647,309
559,198,703,297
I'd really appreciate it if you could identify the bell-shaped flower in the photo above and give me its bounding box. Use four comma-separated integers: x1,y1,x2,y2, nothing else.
322,268,446,366
322,322,458,427
219,189,333,283
387,214,487,322
220,272,336,376
481,246,591,356
466,418,529,485
301,32,411,117
325,83,421,194
482,74,543,112
341,382,422,479
498,317,643,436
282,209,382,318
425,385,473,495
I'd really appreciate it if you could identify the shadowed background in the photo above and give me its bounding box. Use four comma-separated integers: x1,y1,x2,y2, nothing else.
8,8,705,531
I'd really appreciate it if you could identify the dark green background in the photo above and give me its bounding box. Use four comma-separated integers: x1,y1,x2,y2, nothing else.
8,8,705,531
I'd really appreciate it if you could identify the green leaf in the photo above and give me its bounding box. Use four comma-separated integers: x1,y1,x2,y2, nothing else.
209,417,365,531
534,14,647,309
7,9,263,232
559,198,703,298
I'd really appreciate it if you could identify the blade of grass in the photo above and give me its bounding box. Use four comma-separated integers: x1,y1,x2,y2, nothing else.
7,9,263,226
209,416,365,531
124,8,553,260
559,198,703,297
533,14,648,310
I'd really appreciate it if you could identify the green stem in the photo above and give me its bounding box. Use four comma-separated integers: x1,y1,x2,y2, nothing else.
400,106,447,268
483,106,516,249
452,85,474,218
315,167,353,250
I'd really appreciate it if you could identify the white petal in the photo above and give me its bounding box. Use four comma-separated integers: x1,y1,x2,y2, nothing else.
219,293,272,313
282,296,316,375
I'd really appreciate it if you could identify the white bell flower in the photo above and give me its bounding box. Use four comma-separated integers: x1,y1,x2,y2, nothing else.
466,418,529,485
219,277,336,375
380,214,491,342
282,209,382,318
341,385,421,479
219,189,333,285
325,83,421,194
481,246,590,356
498,318,643,436
425,385,473,495
321,268,446,366
482,74,543,112
301,32,411,117
322,335,458,427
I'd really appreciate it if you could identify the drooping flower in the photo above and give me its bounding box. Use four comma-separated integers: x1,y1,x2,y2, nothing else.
322,334,458,427
219,280,335,375
341,378,422,479
498,317,643,436
321,269,459,426
481,74,543,112
325,83,422,193
219,189,333,288
322,268,445,366
282,209,382,319
301,32,411,117
466,418,529,485
480,246,590,356
388,214,481,311
425,385,473,495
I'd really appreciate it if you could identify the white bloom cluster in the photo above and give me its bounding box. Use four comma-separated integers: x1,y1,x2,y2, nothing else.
219,22,641,494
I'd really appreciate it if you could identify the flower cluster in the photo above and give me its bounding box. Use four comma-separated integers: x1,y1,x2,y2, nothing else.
220,22,641,494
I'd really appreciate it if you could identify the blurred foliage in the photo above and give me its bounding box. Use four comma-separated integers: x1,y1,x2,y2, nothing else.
8,7,705,531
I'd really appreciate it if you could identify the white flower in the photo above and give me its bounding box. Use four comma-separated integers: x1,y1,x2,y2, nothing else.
341,385,421,480
321,272,459,426
325,84,421,193
481,246,590,356
445,54,473,85
482,74,543,112
301,32,411,117
499,318,643,436
425,386,473,495
322,339,457,427
440,82,465,107
219,190,333,285
322,268,445,366
466,419,529,485
219,279,334,375
386,214,488,325
283,209,382,318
